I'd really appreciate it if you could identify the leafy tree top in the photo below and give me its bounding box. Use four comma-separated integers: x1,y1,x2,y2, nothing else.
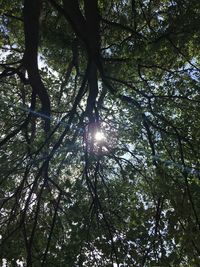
1,0,200,266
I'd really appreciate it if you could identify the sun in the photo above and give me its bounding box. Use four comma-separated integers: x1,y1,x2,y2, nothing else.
84,122,117,154
94,131,106,141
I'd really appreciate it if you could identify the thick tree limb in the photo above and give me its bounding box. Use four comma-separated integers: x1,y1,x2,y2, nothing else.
23,0,51,132
49,0,101,121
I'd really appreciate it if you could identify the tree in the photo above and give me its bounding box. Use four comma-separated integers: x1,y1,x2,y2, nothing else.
1,0,200,266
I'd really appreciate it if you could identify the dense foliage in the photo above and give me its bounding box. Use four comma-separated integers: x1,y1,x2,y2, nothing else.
1,0,200,266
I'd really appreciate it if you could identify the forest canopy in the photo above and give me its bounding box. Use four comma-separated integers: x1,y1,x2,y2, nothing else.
1,0,200,266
